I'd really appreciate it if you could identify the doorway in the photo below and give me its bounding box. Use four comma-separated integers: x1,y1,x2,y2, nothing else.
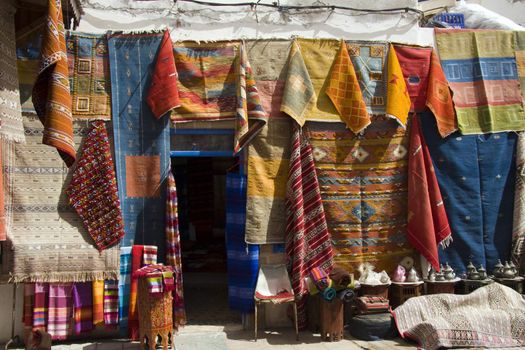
172,156,241,325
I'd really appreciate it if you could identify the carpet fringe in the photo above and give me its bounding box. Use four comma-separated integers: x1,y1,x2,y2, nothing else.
9,270,119,283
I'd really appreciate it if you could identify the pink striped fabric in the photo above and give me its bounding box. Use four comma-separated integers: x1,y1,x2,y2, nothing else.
166,169,187,329
143,245,158,265
103,280,119,325
285,124,334,329
47,284,73,340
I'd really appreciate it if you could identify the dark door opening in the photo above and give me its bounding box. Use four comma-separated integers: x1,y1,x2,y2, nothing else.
172,156,241,325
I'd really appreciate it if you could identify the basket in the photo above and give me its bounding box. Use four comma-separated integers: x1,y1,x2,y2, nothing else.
359,283,390,299
389,282,423,308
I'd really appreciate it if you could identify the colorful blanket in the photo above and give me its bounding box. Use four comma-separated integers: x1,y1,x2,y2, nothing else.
118,246,132,333
226,172,259,313
325,40,369,133
72,282,93,334
0,4,25,143
435,29,525,134
286,124,334,329
143,245,158,265
346,40,390,115
66,32,111,120
92,280,104,327
171,41,266,153
66,120,124,251
394,283,525,350
33,283,48,330
516,31,525,102
166,169,186,328
146,30,180,119
385,44,411,127
31,0,75,167
394,44,456,137
1,116,120,282
513,133,525,274
128,245,143,340
280,40,316,126
306,117,416,273
47,283,73,340
407,115,451,271
103,280,119,325
108,33,169,261
420,111,516,273
23,283,35,329
246,40,292,244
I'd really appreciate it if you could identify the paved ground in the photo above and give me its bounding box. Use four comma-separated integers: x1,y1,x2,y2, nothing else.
5,324,417,350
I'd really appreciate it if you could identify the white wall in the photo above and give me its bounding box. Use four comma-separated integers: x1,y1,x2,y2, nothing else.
468,0,525,26
1,0,435,343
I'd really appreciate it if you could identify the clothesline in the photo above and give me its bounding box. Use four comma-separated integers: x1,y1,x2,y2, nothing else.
171,0,424,17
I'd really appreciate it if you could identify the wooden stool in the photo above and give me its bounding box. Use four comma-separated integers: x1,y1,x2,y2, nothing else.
389,282,423,308
493,277,524,294
425,278,459,295
319,298,343,342
138,279,174,350
457,279,493,294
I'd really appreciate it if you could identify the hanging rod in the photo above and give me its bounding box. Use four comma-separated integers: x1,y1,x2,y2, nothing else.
172,0,424,17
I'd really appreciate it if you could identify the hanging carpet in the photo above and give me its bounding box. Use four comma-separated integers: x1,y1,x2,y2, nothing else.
420,111,516,273
108,32,169,261
0,115,120,283
435,29,525,134
305,117,416,273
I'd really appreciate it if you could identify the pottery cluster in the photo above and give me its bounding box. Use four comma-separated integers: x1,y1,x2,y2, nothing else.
492,260,519,279
428,263,456,282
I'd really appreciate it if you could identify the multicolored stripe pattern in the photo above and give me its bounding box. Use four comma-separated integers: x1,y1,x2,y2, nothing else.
103,280,119,325
47,283,73,340
435,29,525,134
286,124,334,329
166,169,187,329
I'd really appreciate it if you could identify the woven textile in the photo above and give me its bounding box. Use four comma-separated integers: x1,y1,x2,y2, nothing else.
421,112,516,273
516,31,525,103
23,283,35,328
385,45,411,127
92,280,104,327
394,283,525,350
394,44,457,136
72,282,93,334
172,42,266,153
246,40,292,244
31,0,75,167
103,280,119,325
118,246,132,332
234,43,267,153
129,245,143,340
326,40,370,134
225,172,259,313
165,169,186,328
286,124,334,329
66,32,111,120
143,246,157,265
306,117,416,273
407,115,451,271
0,115,120,282
280,40,316,126
0,4,25,143
33,283,48,329
512,133,525,274
435,29,525,134
47,283,73,340
0,144,5,241
108,33,169,260
146,30,180,119
346,40,389,115
66,120,124,251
